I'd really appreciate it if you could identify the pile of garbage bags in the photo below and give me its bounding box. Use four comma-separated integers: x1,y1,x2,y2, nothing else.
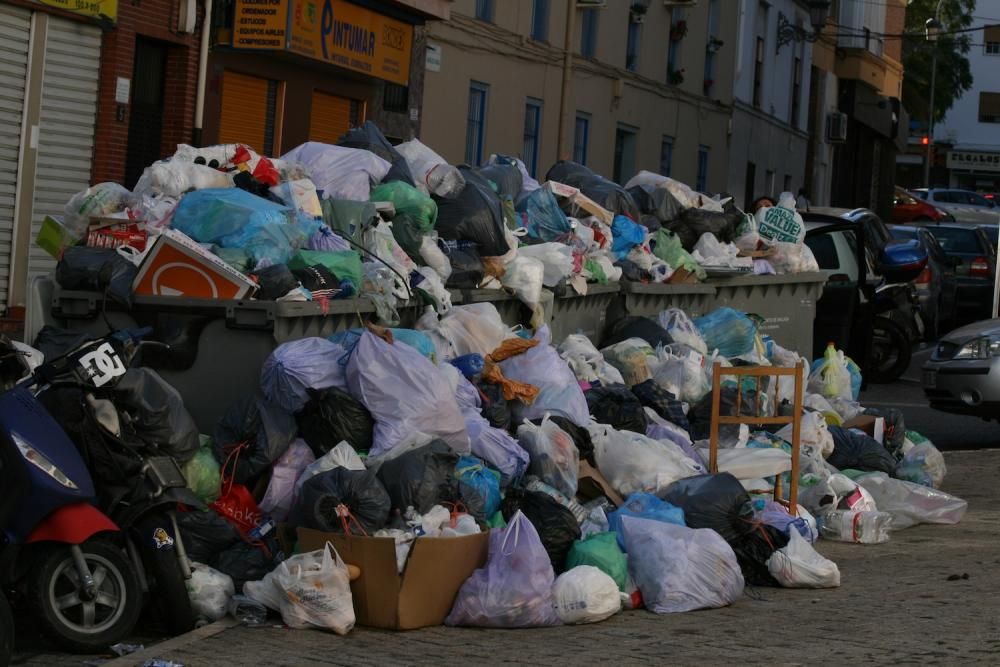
160,296,966,634
44,122,820,333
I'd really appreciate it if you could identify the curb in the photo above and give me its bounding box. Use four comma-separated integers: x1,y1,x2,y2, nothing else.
101,618,239,666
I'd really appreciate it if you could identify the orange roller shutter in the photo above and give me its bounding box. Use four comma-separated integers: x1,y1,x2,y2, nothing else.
219,71,269,153
310,91,355,144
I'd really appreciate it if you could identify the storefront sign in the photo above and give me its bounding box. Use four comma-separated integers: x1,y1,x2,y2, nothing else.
233,0,288,49
946,150,1000,173
35,0,117,21
288,0,413,85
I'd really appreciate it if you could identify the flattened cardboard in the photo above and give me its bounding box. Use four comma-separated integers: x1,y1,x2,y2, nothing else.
297,527,488,630
545,180,614,226
668,267,700,284
133,229,257,300
577,460,624,507
843,415,885,444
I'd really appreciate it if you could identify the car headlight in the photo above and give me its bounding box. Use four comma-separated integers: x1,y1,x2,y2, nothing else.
11,432,78,489
953,336,1000,360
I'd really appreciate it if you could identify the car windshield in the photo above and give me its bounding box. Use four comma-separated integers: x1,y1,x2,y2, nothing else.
890,228,917,241
925,227,983,254
982,226,999,248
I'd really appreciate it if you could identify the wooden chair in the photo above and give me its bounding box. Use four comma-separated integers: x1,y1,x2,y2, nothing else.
708,361,805,516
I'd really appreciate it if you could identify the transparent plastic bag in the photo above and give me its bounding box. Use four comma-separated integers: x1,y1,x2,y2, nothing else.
808,344,854,401
281,142,390,201
855,472,967,530
516,416,579,498
776,410,834,460
587,422,703,497
558,334,625,385
273,546,355,634
501,255,546,330
499,326,590,427
364,220,416,300
766,530,840,588
601,338,655,387
819,510,891,544
187,562,235,622
652,352,709,404
396,138,465,198
271,179,322,217
63,183,133,238
552,566,621,625
896,440,946,489
656,308,708,354
517,243,574,287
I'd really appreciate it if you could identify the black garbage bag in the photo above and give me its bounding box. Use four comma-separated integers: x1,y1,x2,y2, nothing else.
337,121,415,186
477,381,511,431
687,386,762,442
441,239,485,289
730,523,789,587
615,259,650,282
545,160,639,221
627,185,684,223
112,368,201,464
176,510,242,564
292,467,391,534
296,387,374,456
532,415,595,466
602,316,674,349
434,167,509,257
639,214,662,233
585,384,648,433
863,407,906,458
252,264,299,301
828,426,897,474
631,379,690,431
213,536,281,590
33,326,95,360
376,439,460,514
660,473,755,543
214,395,297,486
56,246,137,307
478,163,523,199
664,203,744,251
501,488,581,573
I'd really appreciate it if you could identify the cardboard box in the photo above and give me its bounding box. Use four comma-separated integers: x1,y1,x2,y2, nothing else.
545,181,614,226
86,217,148,252
843,415,885,444
577,460,624,507
297,527,488,630
668,267,700,284
133,229,257,300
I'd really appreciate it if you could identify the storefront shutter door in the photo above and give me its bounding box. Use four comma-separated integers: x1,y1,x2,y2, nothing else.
219,71,269,154
309,91,353,144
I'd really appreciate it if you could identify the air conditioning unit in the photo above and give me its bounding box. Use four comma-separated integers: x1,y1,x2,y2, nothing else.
826,111,848,143
576,0,608,7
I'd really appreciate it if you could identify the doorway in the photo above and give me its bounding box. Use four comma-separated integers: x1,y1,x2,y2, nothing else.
613,125,637,184
124,38,168,189
744,161,756,210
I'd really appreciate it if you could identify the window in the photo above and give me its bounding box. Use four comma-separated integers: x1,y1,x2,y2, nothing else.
753,37,765,108
574,113,590,165
465,82,488,165
987,42,1000,55
531,0,550,42
667,8,683,82
383,83,408,113
523,99,542,177
475,0,494,22
613,125,638,184
969,192,994,207
806,234,839,271
926,226,982,254
660,136,673,177
790,57,802,127
985,25,1000,54
783,174,793,193
580,8,598,58
696,145,709,192
744,162,756,210
765,169,775,196
626,19,641,72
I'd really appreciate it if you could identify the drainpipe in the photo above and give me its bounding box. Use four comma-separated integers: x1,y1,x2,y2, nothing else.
556,1,576,160
193,0,212,146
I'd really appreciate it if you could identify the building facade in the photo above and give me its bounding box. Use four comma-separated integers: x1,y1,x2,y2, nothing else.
420,0,737,192
728,0,814,211
927,14,1000,192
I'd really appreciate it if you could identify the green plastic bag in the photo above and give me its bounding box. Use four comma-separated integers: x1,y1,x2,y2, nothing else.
584,258,608,284
565,531,628,591
287,249,363,293
183,436,221,504
652,229,706,281
370,181,437,232
320,198,378,245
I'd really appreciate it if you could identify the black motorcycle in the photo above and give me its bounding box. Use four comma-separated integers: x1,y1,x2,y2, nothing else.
868,281,924,383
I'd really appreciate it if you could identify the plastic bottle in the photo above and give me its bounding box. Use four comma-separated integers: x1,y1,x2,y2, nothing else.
229,594,268,626
820,510,891,544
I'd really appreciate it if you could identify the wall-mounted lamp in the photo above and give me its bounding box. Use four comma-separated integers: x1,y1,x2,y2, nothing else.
776,1,831,52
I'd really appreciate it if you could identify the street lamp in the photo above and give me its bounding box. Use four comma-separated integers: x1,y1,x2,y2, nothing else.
776,0,831,52
923,4,943,188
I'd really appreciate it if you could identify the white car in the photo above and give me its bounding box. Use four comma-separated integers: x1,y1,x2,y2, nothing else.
912,189,1000,225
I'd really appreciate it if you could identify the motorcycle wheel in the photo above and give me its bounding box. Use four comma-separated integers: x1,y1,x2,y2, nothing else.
29,539,141,653
0,591,13,666
134,516,195,636
868,316,912,383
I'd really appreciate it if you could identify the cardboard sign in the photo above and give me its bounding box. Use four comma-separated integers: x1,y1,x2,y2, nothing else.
133,230,257,300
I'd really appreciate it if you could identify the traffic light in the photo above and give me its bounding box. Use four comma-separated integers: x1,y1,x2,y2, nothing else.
921,136,930,145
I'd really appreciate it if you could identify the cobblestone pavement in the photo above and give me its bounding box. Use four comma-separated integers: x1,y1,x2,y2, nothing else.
15,449,1000,667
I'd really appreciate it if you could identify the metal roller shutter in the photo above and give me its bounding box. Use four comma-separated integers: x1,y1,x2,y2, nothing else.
309,91,356,144
0,4,31,311
29,16,101,281
219,71,271,154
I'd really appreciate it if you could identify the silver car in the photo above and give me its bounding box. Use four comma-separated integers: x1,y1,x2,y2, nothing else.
923,318,1000,418
912,189,1000,225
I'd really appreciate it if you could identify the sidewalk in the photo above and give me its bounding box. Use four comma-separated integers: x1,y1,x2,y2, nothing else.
26,450,1000,667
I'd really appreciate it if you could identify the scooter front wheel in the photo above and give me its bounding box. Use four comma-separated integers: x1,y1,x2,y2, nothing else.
134,516,195,636
29,539,141,653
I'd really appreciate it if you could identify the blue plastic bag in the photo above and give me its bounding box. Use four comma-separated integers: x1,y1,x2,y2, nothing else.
611,214,646,260
328,328,436,361
450,353,485,379
456,455,502,519
694,308,757,358
515,187,571,242
607,492,685,550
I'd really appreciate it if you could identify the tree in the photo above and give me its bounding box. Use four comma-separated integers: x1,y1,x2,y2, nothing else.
901,0,975,129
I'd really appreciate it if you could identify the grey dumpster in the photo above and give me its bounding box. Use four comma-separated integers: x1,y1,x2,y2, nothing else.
607,281,718,344
548,283,620,345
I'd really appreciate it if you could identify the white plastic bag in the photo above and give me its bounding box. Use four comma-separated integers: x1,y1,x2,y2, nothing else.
808,347,853,401
701,447,791,480
777,411,834,460
517,243,574,287
281,142,390,201
133,161,233,200
552,565,621,624
419,233,452,282
692,233,753,270
186,562,235,622
855,472,967,530
558,334,625,386
501,255,546,330
516,416,580,498
623,516,744,613
63,183,134,238
820,509,891,544
652,352,709,404
273,546,355,634
270,178,322,217
364,221,416,300
414,266,453,315
766,530,841,588
799,473,876,517
396,138,465,198
588,422,703,497
656,309,708,355
770,241,820,273
417,303,510,361
499,326,590,427
756,194,805,244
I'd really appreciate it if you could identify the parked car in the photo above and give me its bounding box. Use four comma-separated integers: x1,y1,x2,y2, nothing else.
911,188,1000,225
889,225,959,337
892,186,952,223
979,223,998,250
919,224,996,324
923,318,1000,419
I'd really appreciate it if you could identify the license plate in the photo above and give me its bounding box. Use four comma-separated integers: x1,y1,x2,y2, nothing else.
923,370,937,388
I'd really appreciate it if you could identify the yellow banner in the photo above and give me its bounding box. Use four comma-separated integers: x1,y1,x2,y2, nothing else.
36,0,118,21
288,0,412,85
233,0,288,50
